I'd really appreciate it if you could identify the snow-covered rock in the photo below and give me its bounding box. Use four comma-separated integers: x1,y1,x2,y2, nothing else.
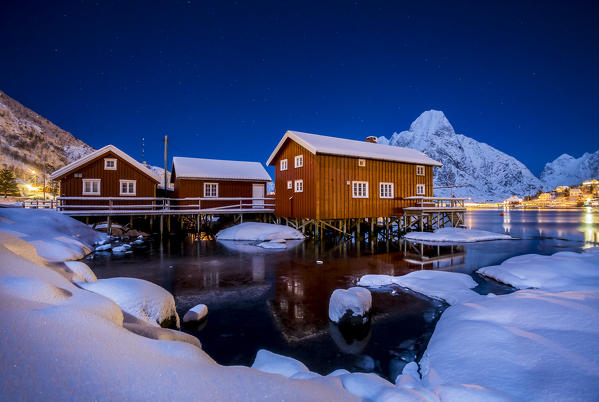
80,277,180,328
477,249,599,291
378,110,543,201
64,261,97,283
95,243,111,251
540,149,599,190
251,349,311,378
358,271,479,305
216,222,304,241
183,304,208,323
404,227,512,243
328,287,372,324
0,208,105,261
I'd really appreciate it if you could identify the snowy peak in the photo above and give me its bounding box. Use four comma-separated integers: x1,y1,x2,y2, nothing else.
540,149,599,190
409,110,455,137
379,110,543,201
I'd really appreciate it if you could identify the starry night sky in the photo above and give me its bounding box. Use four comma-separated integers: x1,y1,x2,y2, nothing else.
1,0,598,175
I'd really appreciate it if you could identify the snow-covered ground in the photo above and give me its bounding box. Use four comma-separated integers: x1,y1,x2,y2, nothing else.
358,248,599,400
216,222,305,241
0,208,105,261
404,227,512,243
477,249,599,291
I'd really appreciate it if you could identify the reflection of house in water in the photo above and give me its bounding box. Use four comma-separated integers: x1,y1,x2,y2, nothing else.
267,245,419,342
401,240,465,269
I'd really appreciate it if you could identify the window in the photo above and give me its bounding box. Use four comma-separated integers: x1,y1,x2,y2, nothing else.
294,155,303,168
204,183,218,197
82,179,100,195
294,179,303,193
379,182,394,198
74,173,82,178
119,180,136,196
280,159,288,171
416,165,425,176
287,180,292,189
358,159,366,167
104,158,117,170
352,181,368,198
416,184,426,195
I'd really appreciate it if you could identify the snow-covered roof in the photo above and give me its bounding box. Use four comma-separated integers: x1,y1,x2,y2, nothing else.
266,130,443,167
50,145,161,183
172,157,271,182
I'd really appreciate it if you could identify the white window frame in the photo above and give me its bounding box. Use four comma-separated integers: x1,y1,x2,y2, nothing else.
358,159,366,167
82,179,101,195
280,159,288,171
204,183,218,198
294,179,303,193
294,155,303,168
104,158,117,170
119,179,136,196
287,180,292,189
416,184,426,195
352,181,369,198
379,182,394,199
416,165,425,176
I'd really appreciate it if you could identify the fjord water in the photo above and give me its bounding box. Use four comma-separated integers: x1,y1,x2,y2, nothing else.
88,208,599,380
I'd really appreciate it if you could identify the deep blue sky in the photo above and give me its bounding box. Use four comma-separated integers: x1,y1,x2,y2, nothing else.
1,0,598,175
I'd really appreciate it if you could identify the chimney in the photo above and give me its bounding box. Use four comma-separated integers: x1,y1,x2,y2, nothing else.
365,136,377,143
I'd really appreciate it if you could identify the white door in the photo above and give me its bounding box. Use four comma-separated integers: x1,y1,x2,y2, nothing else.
252,184,265,208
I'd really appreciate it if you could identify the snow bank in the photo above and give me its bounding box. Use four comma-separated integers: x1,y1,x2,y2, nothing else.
358,271,480,305
404,227,511,243
328,287,372,323
0,227,356,400
477,249,599,291
80,277,180,328
216,222,304,241
64,261,97,283
183,304,208,323
420,289,599,401
257,240,287,249
0,208,105,261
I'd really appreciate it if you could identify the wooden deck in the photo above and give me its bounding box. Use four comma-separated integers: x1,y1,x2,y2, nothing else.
51,196,275,216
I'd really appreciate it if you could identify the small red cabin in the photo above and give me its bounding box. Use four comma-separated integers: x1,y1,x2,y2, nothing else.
50,145,160,204
171,157,272,209
266,131,442,220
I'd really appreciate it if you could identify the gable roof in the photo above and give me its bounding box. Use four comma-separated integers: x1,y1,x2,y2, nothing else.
172,157,271,182
266,130,443,167
50,145,161,182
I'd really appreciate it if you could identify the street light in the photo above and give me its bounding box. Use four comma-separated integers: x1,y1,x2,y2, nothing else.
31,170,37,187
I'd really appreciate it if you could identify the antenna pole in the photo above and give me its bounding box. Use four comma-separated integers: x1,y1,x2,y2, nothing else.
142,137,145,164
163,135,168,193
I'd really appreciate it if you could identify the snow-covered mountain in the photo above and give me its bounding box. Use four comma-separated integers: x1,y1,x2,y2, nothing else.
378,110,544,202
540,150,599,190
0,90,93,178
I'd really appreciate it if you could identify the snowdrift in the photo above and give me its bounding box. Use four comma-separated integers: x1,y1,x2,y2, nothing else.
404,227,512,243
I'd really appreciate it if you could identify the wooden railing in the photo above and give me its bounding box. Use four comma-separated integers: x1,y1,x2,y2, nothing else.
53,196,275,216
403,196,466,210
22,199,57,209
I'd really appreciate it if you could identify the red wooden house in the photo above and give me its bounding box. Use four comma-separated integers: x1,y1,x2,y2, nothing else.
170,157,272,209
50,145,161,206
266,131,442,220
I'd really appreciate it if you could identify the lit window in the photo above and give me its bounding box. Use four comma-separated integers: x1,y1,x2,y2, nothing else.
416,184,426,195
379,182,394,198
119,180,136,196
280,159,288,171
294,155,303,168
82,179,100,195
294,179,303,193
358,159,366,167
104,158,117,170
352,181,368,198
287,180,292,189
204,183,218,197
416,165,425,176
